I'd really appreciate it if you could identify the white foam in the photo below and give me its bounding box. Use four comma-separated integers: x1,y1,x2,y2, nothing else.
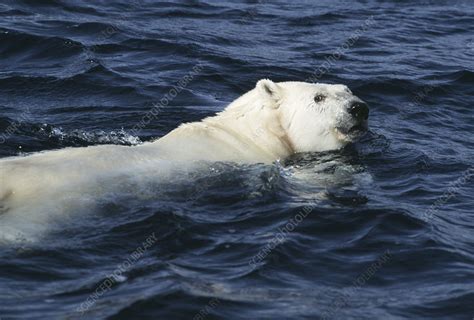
39,125,142,145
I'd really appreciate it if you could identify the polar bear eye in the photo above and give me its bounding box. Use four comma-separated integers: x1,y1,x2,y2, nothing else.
314,94,326,103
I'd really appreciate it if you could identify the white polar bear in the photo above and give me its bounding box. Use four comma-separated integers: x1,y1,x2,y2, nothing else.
0,79,369,242
157,79,369,163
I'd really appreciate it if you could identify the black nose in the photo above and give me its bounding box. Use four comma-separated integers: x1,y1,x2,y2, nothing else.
349,102,369,121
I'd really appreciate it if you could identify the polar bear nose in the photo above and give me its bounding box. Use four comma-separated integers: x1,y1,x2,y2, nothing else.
349,102,369,120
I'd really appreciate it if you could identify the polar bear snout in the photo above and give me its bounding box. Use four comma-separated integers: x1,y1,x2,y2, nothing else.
349,102,369,121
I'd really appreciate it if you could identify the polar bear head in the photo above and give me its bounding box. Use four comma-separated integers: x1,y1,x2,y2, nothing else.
256,79,369,153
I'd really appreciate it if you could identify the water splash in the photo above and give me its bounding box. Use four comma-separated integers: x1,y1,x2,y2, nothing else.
38,124,142,146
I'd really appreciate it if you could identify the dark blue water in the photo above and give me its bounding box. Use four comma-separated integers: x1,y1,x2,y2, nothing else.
1,0,473,319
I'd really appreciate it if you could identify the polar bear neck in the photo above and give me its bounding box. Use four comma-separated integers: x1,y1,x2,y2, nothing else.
203,89,296,161
156,88,296,163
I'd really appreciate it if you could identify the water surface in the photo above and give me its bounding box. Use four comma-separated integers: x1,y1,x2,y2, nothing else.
0,1,473,319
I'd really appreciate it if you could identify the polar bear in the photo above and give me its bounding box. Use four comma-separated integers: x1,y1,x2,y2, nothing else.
0,79,368,242
156,79,369,163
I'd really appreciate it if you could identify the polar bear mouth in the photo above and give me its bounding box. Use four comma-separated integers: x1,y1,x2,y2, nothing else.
348,123,368,134
335,122,368,141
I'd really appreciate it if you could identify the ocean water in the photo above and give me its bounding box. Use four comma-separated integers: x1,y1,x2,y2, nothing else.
0,0,473,319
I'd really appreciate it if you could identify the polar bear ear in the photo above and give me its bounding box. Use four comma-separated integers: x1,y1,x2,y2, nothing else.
256,79,281,106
